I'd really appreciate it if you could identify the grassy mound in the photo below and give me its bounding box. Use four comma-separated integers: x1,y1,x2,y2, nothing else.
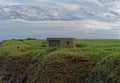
0,39,120,83
87,54,120,83
0,51,95,83
0,54,33,83
38,51,95,83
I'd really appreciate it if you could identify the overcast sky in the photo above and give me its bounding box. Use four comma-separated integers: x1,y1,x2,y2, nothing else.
0,0,120,40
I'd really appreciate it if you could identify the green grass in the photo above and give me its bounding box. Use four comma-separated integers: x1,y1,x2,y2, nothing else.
0,38,120,83
87,54,120,83
1,39,120,59
0,39,46,56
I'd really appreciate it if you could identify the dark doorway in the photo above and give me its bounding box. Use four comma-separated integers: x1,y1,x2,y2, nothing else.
49,40,60,46
67,41,70,45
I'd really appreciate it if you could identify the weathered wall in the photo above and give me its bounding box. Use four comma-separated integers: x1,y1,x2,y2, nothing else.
47,38,75,47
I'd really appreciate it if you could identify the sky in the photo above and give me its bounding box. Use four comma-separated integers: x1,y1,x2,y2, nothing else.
0,0,120,40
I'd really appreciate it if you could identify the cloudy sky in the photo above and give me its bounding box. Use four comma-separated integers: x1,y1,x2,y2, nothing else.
0,0,120,40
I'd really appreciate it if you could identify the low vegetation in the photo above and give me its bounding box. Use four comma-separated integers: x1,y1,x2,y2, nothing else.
87,54,120,83
0,39,120,83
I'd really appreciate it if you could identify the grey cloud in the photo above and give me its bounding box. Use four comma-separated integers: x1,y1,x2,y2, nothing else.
0,20,120,40
0,0,120,40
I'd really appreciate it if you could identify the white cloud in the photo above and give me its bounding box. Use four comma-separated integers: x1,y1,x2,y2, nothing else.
0,19,120,39
0,0,21,5
28,20,118,30
0,0,103,9
0,0,120,39
4,19,119,32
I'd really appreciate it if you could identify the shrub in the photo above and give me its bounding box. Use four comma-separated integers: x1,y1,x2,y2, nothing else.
26,38,36,40
41,42,46,47
76,44,86,48
39,51,95,83
87,54,120,83
0,54,33,83
18,39,23,41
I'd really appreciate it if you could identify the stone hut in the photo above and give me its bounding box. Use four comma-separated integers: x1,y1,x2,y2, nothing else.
47,38,75,47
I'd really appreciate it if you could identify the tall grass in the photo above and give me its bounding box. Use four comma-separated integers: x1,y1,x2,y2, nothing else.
0,39,120,82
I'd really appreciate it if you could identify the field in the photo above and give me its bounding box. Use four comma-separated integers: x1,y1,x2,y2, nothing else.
0,38,120,83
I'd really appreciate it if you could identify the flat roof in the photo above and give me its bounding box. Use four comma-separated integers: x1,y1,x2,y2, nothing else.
47,38,75,39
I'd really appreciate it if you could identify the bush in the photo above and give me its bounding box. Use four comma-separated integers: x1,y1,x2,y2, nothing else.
41,42,46,47
76,44,86,48
39,51,95,83
26,38,36,40
18,39,23,41
87,54,120,83
0,54,33,83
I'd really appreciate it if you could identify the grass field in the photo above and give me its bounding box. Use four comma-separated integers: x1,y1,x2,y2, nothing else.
0,38,120,83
